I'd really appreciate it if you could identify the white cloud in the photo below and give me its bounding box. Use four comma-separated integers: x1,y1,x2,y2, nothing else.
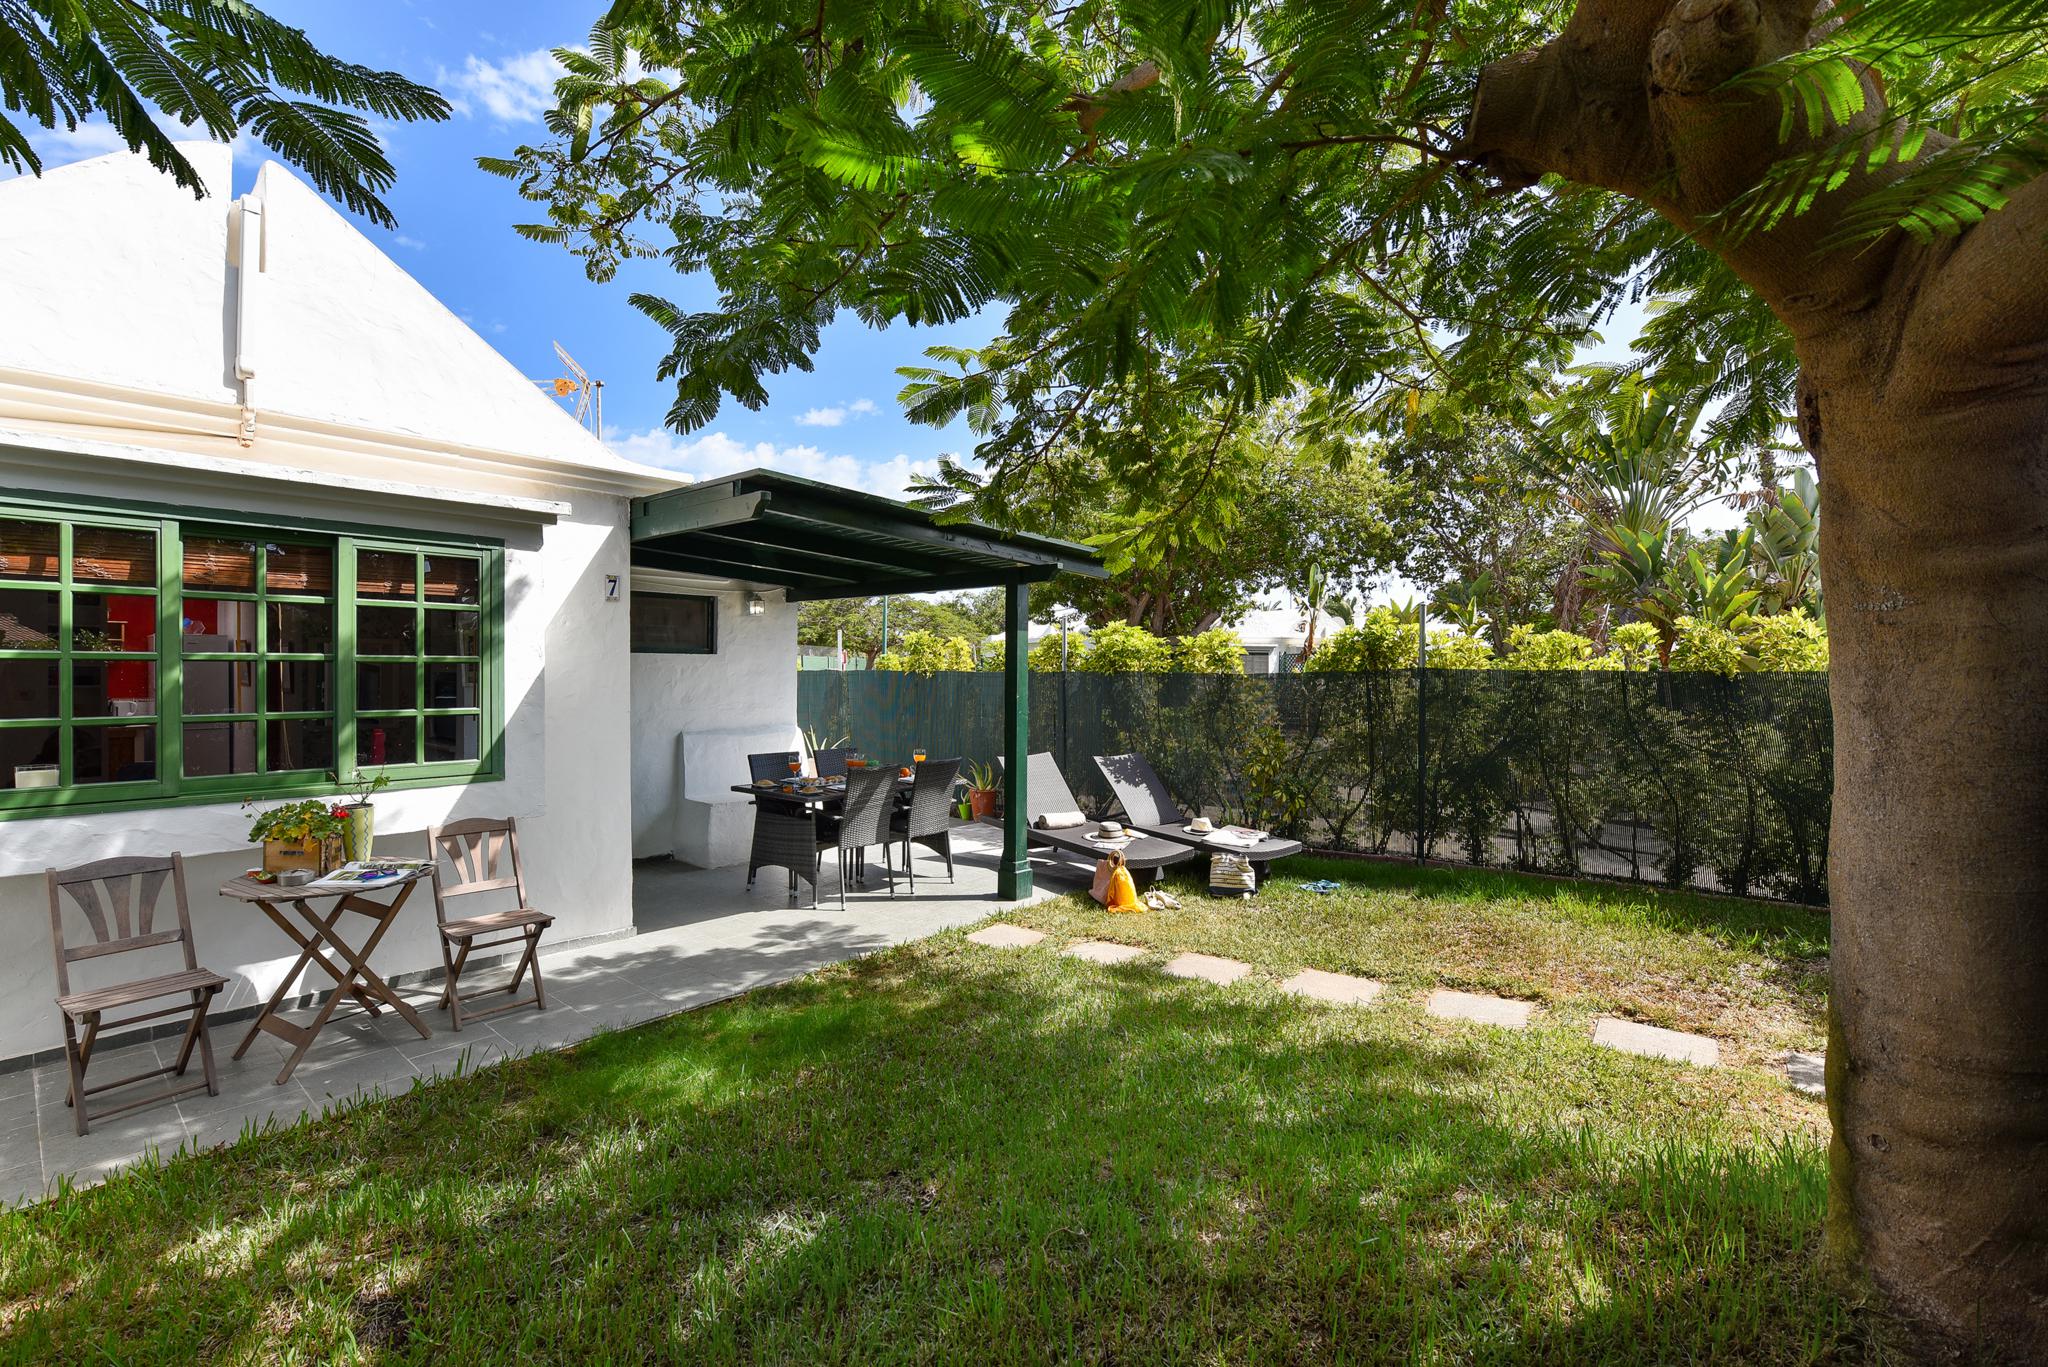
612,429,940,500
20,122,133,170
440,49,563,124
792,398,879,428
392,234,427,251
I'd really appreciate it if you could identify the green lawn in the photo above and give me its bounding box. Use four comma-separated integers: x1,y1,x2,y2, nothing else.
0,860,1891,1364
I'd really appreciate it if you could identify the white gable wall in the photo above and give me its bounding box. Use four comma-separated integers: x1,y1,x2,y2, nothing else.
0,145,727,1064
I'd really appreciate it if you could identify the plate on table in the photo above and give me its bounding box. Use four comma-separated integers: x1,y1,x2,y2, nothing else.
754,779,778,789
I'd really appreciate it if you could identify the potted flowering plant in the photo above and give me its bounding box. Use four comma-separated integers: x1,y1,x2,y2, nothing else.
328,768,390,860
246,798,349,874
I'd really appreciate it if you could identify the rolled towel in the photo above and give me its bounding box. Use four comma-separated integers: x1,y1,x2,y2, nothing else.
1034,810,1087,830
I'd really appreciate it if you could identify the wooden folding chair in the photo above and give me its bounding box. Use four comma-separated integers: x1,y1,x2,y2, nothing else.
425,817,553,1031
46,854,224,1136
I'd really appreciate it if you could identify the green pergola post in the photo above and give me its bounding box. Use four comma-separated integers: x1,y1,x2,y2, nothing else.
997,578,1032,901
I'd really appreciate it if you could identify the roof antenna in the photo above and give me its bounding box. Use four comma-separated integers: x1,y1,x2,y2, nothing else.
537,342,604,442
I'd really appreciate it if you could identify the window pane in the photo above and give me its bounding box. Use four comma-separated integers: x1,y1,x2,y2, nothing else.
76,724,156,784
0,589,59,649
73,661,155,717
184,660,258,714
357,605,417,655
267,543,334,594
424,609,480,657
630,593,714,653
0,519,60,581
424,714,479,763
0,660,58,719
268,601,334,655
357,662,414,710
357,715,415,766
73,527,155,585
183,536,257,590
425,661,479,709
75,594,158,652
0,726,59,787
183,720,257,776
423,556,480,604
267,659,331,712
181,598,256,651
357,550,417,600
267,717,334,772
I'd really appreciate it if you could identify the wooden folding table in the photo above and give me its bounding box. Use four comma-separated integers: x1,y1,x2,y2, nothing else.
220,868,435,1085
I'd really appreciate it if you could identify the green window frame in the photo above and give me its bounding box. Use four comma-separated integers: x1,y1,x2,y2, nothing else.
0,494,504,820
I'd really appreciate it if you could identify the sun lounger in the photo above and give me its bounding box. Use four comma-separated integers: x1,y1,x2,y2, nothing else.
1007,753,1199,881
1095,752,1306,886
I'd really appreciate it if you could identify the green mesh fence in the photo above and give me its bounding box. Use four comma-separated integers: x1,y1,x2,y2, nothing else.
797,669,1834,904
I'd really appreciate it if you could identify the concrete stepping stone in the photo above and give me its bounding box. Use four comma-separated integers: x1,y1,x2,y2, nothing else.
1592,1017,1720,1067
1425,989,1534,1029
1785,1050,1826,1095
966,924,1046,949
1278,968,1384,1006
1064,940,1146,966
1162,952,1252,986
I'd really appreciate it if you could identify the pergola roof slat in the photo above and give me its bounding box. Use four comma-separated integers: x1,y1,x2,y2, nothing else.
629,468,1103,598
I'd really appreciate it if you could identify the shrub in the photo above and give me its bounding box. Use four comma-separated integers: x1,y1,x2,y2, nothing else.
1302,607,1419,672
1174,628,1246,674
873,630,977,675
1076,621,1173,673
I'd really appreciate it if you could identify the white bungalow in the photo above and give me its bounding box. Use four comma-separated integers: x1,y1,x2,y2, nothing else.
0,144,1088,1078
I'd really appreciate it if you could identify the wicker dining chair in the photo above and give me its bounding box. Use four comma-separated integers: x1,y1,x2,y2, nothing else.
812,747,853,777
818,766,900,909
425,817,554,1030
45,853,224,1136
891,756,962,892
748,750,801,782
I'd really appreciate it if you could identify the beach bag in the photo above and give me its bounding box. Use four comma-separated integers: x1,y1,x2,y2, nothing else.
1090,850,1141,912
1209,852,1256,898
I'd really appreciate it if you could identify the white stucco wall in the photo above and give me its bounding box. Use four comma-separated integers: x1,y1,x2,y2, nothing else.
628,578,800,861
0,142,679,1065
0,463,640,1061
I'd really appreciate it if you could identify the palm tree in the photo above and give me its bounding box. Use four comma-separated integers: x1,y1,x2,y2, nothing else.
1,2,448,227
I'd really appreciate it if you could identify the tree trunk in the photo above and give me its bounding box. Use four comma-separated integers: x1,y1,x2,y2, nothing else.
1460,0,2048,1351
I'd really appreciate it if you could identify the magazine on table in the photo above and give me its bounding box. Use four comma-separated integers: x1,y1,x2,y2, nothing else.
307,859,435,890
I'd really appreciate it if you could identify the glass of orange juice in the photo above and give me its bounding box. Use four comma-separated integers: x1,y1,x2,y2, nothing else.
912,748,927,764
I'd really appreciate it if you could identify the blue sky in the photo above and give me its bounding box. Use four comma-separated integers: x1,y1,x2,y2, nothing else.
23,0,993,496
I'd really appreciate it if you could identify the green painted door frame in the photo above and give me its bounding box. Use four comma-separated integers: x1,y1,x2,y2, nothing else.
997,578,1031,901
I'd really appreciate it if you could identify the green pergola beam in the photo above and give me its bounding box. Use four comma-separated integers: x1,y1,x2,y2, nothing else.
764,492,1074,572
630,545,856,587
629,488,765,542
784,567,1058,603
688,523,966,580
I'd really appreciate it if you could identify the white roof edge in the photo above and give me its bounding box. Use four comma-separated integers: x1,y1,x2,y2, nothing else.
0,366,682,498
0,426,571,521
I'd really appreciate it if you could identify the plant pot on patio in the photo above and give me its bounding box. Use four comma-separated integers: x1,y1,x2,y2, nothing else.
263,835,343,875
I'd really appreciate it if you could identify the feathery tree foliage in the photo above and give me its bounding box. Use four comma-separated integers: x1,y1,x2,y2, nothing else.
495,0,2048,1351
0,0,449,226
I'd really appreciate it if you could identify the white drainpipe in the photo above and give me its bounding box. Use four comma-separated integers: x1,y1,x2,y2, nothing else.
232,195,264,446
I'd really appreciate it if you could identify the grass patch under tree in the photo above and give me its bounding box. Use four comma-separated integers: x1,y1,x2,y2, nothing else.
0,859,1893,1363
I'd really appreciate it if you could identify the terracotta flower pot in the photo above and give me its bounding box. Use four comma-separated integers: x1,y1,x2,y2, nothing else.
968,788,999,819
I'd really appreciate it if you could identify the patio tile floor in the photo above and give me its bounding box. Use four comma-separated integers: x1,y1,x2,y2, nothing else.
1,823,1070,1206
